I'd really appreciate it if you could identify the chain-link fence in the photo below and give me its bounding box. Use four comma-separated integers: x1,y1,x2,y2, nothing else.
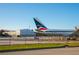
0,36,66,45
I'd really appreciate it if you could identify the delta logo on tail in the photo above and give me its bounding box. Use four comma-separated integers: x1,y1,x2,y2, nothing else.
33,18,48,31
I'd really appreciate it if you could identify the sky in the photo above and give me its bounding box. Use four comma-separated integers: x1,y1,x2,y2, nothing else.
0,3,79,30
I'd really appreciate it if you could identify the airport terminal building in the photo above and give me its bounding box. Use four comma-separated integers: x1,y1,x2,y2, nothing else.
20,29,36,37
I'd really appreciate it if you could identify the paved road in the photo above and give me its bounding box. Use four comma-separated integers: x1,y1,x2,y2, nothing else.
0,47,79,55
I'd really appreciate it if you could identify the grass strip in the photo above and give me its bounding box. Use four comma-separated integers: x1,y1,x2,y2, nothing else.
1,41,79,51
67,41,79,47
0,43,65,51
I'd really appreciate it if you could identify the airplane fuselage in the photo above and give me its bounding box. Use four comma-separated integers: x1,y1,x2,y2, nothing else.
36,29,74,36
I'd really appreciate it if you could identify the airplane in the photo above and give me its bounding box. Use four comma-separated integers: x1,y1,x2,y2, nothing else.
33,18,79,37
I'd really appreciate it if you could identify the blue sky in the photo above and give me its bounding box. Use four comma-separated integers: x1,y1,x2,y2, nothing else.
0,3,79,30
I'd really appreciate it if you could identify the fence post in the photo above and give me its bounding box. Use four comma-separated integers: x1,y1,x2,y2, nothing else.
9,38,11,45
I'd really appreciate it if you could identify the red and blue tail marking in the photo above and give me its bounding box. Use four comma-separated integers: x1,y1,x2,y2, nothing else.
33,18,48,31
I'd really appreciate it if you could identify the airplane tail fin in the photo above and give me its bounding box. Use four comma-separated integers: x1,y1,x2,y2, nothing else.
33,18,48,31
